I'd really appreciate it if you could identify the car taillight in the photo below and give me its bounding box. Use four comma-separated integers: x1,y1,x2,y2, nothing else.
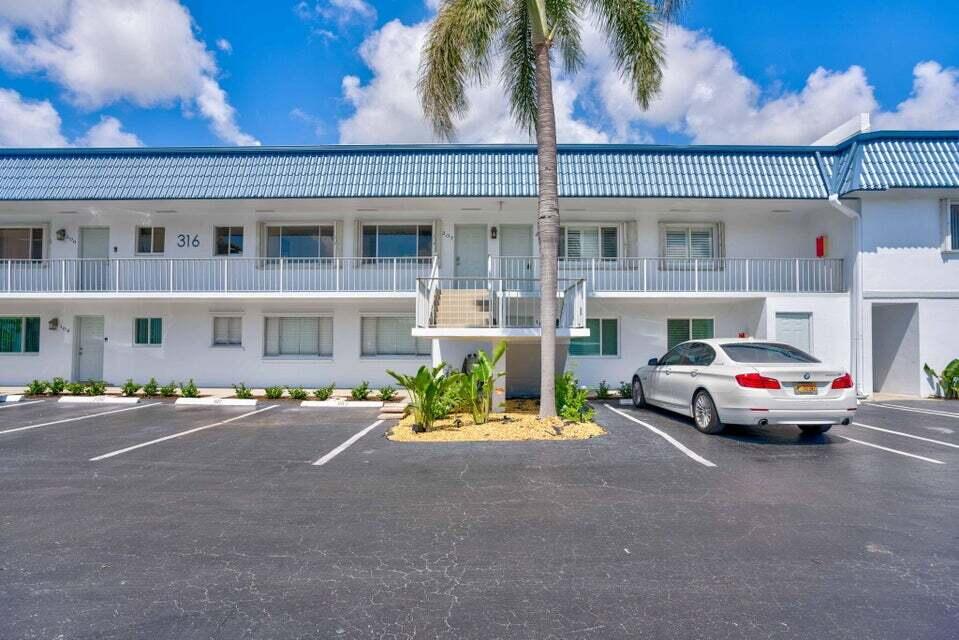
831,373,854,389
735,373,781,389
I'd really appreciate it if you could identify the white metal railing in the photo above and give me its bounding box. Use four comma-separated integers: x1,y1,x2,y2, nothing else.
0,257,436,294
489,256,846,293
415,277,587,330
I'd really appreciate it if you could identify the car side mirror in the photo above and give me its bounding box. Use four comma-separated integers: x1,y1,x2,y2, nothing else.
647,358,659,366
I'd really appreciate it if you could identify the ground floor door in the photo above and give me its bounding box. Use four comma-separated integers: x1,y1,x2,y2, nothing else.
74,315,105,381
871,303,920,396
775,312,812,354
454,225,488,283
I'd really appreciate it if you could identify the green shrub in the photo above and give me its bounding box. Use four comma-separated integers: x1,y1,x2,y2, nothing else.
86,380,107,396
159,381,178,397
232,383,253,399
458,341,506,425
142,377,159,396
618,380,632,399
350,380,371,401
313,383,335,401
264,385,285,400
48,377,67,395
555,371,594,423
378,385,398,402
25,379,48,396
120,379,142,397
287,386,308,401
180,379,200,398
65,381,86,395
924,360,959,399
596,379,611,399
387,364,463,433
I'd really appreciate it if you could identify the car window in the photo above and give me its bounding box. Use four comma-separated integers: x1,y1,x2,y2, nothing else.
658,345,687,366
685,343,716,366
720,342,820,364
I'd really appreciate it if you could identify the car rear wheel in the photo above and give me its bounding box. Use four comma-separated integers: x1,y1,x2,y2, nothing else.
798,425,832,435
631,377,646,409
692,391,725,434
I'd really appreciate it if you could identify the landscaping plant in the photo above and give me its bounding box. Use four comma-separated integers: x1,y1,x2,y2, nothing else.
287,386,308,401
388,364,463,433
264,385,285,400
121,379,142,397
159,381,179,397
924,359,959,398
86,380,107,396
65,381,86,395
180,379,200,398
555,371,594,423
25,379,48,396
458,341,506,425
313,383,335,401
596,380,611,399
143,377,159,396
232,383,253,399
618,380,632,399
351,380,371,401
48,377,67,395
378,385,398,402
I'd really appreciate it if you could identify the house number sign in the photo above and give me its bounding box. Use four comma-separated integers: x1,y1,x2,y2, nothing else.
176,233,201,248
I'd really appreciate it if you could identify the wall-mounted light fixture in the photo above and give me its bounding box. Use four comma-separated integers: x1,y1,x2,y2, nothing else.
490,226,498,240
56,229,67,241
48,318,59,331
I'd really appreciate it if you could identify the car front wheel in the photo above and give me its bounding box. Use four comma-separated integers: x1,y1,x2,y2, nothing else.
632,377,646,409
692,391,725,434
798,425,832,435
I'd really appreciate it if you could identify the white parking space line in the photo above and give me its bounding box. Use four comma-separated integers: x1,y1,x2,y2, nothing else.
869,403,959,419
848,422,959,450
0,400,45,411
0,403,160,436
90,405,278,462
835,434,945,465
312,420,384,467
603,405,716,468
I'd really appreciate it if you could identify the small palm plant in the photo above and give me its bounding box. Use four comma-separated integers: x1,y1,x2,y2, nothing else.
460,341,507,425
388,364,463,433
924,359,959,398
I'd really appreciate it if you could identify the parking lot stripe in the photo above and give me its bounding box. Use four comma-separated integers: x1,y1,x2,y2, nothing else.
312,420,384,467
849,422,959,450
835,434,945,464
0,402,160,436
89,405,278,461
0,400,44,410
869,403,959,419
603,405,717,468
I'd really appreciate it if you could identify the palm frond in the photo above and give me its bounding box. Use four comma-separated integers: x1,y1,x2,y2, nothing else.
586,0,664,108
418,0,506,139
546,0,584,74
500,0,538,134
652,0,686,20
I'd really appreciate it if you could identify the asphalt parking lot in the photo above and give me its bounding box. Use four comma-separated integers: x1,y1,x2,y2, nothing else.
0,398,956,639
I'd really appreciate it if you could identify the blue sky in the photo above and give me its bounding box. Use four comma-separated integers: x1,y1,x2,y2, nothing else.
0,0,955,148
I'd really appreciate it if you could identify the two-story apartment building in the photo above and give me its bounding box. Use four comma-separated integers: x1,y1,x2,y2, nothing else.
0,130,956,398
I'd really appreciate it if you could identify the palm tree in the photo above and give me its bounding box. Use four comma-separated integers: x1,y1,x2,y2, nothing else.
420,0,683,417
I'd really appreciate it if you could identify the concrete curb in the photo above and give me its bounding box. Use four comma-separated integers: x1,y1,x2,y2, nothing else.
175,397,259,407
59,396,140,405
300,400,384,409
0,394,24,403
618,399,634,406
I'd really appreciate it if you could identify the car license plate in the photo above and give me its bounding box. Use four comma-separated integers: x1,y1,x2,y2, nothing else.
795,383,818,395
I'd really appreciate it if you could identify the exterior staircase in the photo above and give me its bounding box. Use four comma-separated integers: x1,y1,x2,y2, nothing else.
431,288,492,328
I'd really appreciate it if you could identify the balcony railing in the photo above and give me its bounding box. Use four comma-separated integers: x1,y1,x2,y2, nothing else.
0,257,436,294
489,257,846,293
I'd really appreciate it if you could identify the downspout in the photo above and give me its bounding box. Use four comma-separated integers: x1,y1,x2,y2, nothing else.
827,194,867,398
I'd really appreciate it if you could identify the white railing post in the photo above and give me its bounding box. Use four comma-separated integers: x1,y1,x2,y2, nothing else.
694,259,699,291
6,260,11,292
169,260,174,292
392,258,398,291
223,259,229,292
279,258,285,292
745,259,750,292
335,258,341,291
114,260,120,291
795,259,801,292
61,260,66,292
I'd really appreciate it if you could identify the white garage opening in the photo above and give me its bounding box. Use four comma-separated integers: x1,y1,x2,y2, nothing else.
871,303,920,396
775,312,812,355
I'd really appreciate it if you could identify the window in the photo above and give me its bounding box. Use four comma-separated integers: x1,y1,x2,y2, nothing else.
266,225,334,258
215,227,244,256
264,317,333,357
951,203,959,251
661,224,719,259
134,318,162,346
666,318,714,350
569,318,619,357
212,316,242,347
136,227,165,254
559,226,618,259
0,228,43,260
684,343,717,366
0,317,39,353
361,316,430,357
362,224,433,258
721,343,820,364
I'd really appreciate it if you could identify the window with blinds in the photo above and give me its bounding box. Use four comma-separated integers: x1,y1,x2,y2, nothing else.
0,228,43,260
569,318,619,357
0,317,40,353
212,317,242,346
559,226,618,259
264,317,333,357
134,318,163,346
666,318,714,350
951,204,959,251
661,224,718,259
361,316,430,357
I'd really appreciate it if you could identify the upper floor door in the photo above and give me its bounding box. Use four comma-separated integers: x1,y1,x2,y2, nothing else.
454,224,487,281
499,224,533,289
79,227,110,291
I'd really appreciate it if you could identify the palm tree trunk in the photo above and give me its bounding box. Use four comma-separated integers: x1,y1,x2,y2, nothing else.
534,41,559,418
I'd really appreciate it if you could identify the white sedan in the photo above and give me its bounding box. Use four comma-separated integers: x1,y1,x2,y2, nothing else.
631,339,858,435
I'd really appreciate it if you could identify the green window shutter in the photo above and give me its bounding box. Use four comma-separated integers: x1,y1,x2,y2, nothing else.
667,318,690,350
149,318,163,345
0,317,22,353
691,318,714,340
601,227,618,258
569,318,601,356
134,318,149,345
601,319,618,356
24,317,40,352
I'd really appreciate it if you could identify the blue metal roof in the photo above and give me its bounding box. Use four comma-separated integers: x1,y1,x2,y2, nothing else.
0,131,955,202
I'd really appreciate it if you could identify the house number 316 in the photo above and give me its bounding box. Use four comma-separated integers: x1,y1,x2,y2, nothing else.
177,234,200,248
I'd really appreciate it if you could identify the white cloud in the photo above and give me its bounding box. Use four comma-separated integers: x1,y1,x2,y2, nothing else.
216,38,232,54
0,0,258,146
874,61,959,130
0,1,69,29
295,0,375,28
76,115,142,147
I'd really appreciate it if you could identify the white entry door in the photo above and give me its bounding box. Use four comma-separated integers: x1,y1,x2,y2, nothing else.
454,225,488,281
79,228,110,291
75,316,105,381
776,312,812,354
499,224,533,289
